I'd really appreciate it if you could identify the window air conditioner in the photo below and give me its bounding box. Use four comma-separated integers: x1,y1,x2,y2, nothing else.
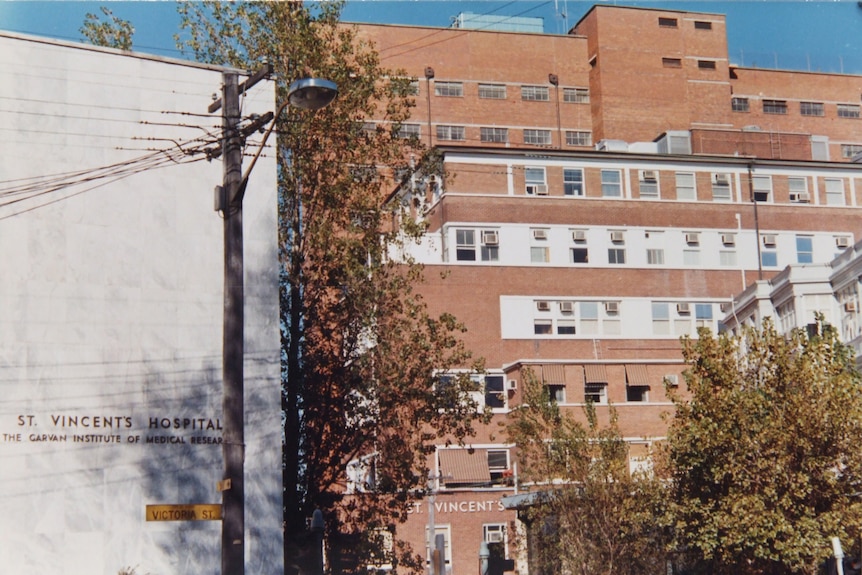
610,231,625,243
532,229,548,240
836,236,852,248
640,170,658,182
487,531,505,543
789,192,811,203
762,234,777,247
482,230,499,245
846,301,857,312
685,232,700,245
526,184,549,195
664,374,679,386
536,301,551,312
721,233,736,246
572,230,587,242
559,301,574,314
605,301,619,314
720,302,732,313
676,302,691,314
712,173,730,185
507,380,517,391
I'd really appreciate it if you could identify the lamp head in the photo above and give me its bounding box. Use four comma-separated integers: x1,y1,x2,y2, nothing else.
288,78,338,111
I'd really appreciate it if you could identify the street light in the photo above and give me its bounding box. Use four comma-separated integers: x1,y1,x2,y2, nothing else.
217,69,337,575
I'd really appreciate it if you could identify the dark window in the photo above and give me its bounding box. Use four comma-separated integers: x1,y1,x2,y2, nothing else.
731,97,750,112
570,248,589,263
763,99,787,115
662,58,682,68
694,20,712,30
484,376,506,409
800,102,824,117
658,17,678,27
697,60,717,70
608,248,626,265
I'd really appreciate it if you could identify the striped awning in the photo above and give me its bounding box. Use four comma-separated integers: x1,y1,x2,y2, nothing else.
439,449,490,485
541,364,566,384
625,364,650,386
583,364,608,384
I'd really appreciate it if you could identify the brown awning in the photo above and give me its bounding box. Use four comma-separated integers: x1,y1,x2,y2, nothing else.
541,364,566,384
583,364,608,384
438,449,490,485
625,364,650,386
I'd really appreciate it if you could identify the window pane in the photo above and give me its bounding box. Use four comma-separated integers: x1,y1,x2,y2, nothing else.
731,97,750,112
647,249,664,265
484,376,505,409
825,179,845,206
796,236,813,263
436,125,465,141
563,88,589,103
565,131,592,146
676,172,696,200
524,129,552,146
762,251,778,267
800,101,824,116
719,251,737,266
763,99,787,114
525,167,545,184
480,127,508,143
557,321,576,335
531,247,549,263
521,85,549,101
581,302,598,319
534,320,552,335
564,169,584,196
608,248,626,264
838,104,861,119
478,84,506,99
683,250,700,266
601,170,622,197
570,248,589,263
434,82,463,97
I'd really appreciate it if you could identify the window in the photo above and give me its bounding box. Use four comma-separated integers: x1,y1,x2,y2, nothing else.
647,248,665,265
484,524,507,560
524,129,552,146
683,249,701,266
531,247,550,263
480,231,499,262
564,168,584,196
695,303,713,327
796,236,813,264
662,58,682,68
608,248,626,265
788,177,808,202
478,84,506,99
484,376,506,409
652,302,670,335
841,144,862,159
407,80,420,95
436,125,465,141
752,175,772,202
601,169,622,197
525,167,546,195
487,450,510,482
639,170,659,198
584,383,607,403
581,302,599,335
825,178,845,206
565,130,592,147
480,127,508,143
658,17,678,27
425,526,451,569
396,123,421,139
719,250,737,266
694,20,713,30
712,173,732,201
534,319,552,335
563,87,589,103
731,97,750,112
800,101,824,116
676,172,696,201
521,85,549,101
697,60,717,70
547,384,566,402
570,248,589,263
838,104,861,119
455,229,476,261
763,99,788,114
434,81,463,97
557,320,576,335
761,250,778,267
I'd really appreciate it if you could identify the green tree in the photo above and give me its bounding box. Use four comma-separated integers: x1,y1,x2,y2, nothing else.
665,321,862,575
506,369,670,575
80,6,134,50
177,3,482,573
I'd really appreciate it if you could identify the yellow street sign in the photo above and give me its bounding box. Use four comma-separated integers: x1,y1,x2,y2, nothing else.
146,504,222,522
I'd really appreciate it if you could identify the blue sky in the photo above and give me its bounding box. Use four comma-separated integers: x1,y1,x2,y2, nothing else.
1,1,861,74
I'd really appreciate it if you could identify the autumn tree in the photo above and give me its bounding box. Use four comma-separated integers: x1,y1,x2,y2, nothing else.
506,369,670,575
665,321,862,575
80,6,134,50
177,3,482,573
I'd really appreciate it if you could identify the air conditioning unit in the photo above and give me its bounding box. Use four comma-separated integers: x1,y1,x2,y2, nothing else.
482,230,499,245
610,231,625,243
836,236,852,248
507,379,517,391
762,234,777,247
572,230,587,242
720,302,732,313
846,301,857,312
605,301,619,314
721,233,736,246
685,232,700,245
640,170,658,182
526,184,549,195
664,374,679,387
559,301,574,314
487,531,505,543
532,229,548,240
789,192,811,203
676,302,691,314
536,301,551,312
712,173,730,185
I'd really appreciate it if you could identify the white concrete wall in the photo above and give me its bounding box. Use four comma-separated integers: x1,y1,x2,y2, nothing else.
0,33,281,575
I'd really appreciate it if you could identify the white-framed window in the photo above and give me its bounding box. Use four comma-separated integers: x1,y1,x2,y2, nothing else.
639,170,659,198
564,168,584,196
584,383,607,404
524,129,552,146
565,130,592,147
480,230,499,262
525,167,547,195
436,125,465,141
455,229,476,261
695,303,714,328
601,169,622,197
608,248,626,265
478,84,507,99
531,246,550,263
647,248,665,265
434,81,463,97
570,246,589,264
788,176,809,202
752,175,772,202
521,85,549,101
426,525,452,572
800,101,824,116
842,144,862,159
483,375,506,410
652,302,670,335
796,235,813,264
563,87,590,103
711,173,732,202
396,123,421,139
731,97,750,112
683,249,701,266
719,250,737,266
484,523,508,549
761,249,778,267
675,172,696,201
825,178,845,206
534,319,552,335
838,104,861,119
480,127,508,143
454,229,498,262
557,320,576,335
763,99,787,115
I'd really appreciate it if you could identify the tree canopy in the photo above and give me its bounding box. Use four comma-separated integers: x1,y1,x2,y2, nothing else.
80,7,134,51
666,321,862,575
176,2,483,573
